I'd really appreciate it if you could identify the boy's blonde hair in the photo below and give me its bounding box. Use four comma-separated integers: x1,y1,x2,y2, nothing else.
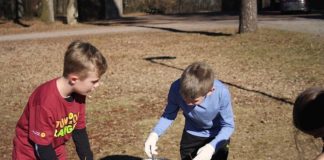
63,40,107,80
180,62,214,100
293,87,324,133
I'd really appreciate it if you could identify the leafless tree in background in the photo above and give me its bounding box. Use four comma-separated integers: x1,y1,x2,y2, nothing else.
239,0,257,33
14,0,23,20
40,0,54,23
66,0,77,24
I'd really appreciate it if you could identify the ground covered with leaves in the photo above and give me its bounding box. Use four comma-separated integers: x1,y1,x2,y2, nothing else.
0,22,323,160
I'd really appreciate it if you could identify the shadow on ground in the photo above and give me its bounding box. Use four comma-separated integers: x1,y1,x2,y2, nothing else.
144,56,294,105
137,25,233,37
100,155,170,160
80,11,239,27
100,155,142,160
82,11,324,27
13,19,30,27
82,16,152,26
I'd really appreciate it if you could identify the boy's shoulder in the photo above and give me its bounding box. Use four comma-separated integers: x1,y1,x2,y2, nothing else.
172,79,180,85
212,80,231,97
213,80,232,100
213,80,228,89
33,78,57,93
170,79,181,89
30,78,60,104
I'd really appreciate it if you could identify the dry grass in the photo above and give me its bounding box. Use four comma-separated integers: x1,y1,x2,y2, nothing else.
0,25,323,160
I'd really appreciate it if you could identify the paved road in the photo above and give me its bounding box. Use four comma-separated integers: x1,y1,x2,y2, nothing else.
0,13,323,42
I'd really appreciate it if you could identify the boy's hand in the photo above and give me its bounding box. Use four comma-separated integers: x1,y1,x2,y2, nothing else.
193,143,215,160
144,132,159,158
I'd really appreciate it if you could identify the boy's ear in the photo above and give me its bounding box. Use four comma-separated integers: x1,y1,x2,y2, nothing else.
68,74,80,85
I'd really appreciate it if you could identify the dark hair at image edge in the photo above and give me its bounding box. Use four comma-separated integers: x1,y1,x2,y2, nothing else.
293,87,324,132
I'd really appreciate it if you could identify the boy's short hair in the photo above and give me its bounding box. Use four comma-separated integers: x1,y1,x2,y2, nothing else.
63,40,108,80
293,87,324,132
180,62,214,100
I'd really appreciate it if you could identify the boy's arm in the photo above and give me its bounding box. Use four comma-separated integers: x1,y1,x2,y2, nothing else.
153,117,175,136
35,144,57,160
153,83,180,136
72,128,93,160
209,87,235,151
145,83,180,157
29,103,58,160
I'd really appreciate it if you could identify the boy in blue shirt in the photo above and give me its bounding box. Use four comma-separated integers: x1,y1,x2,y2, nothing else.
144,62,235,160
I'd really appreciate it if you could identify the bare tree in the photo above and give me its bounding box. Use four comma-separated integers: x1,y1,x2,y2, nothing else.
239,0,257,33
40,0,54,23
66,0,77,24
14,0,23,21
11,0,30,27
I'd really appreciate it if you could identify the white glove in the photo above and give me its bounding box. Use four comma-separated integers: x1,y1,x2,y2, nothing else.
193,143,215,160
144,132,159,158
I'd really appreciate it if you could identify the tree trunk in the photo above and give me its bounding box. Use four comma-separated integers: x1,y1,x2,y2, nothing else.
40,0,54,23
66,0,77,24
15,0,24,20
239,0,257,33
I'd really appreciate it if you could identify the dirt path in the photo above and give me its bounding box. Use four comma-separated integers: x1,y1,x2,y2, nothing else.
259,18,324,35
0,13,323,42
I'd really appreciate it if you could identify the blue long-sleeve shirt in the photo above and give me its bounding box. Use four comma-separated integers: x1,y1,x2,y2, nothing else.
153,79,235,150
